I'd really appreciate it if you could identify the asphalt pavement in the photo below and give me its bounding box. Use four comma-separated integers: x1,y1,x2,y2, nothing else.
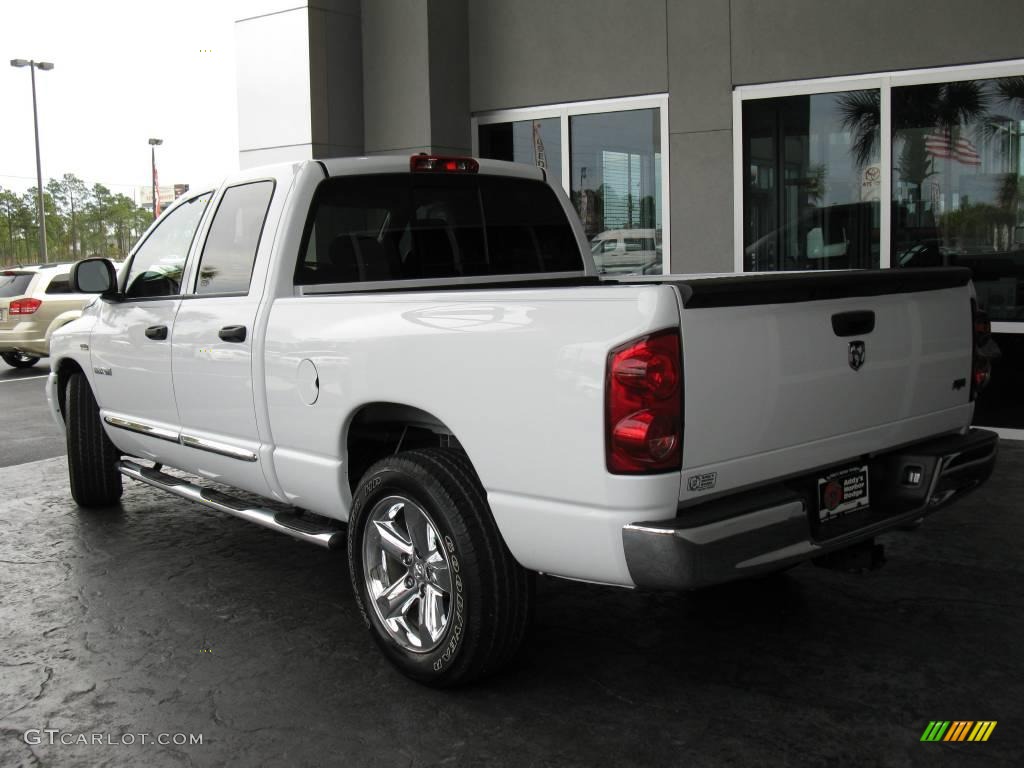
0,437,1021,766
0,360,65,468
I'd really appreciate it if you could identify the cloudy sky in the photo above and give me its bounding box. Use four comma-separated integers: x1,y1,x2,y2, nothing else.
0,0,241,201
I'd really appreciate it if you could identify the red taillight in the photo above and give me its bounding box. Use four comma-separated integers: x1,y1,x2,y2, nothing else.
971,300,992,401
9,298,41,315
410,154,480,173
606,329,682,474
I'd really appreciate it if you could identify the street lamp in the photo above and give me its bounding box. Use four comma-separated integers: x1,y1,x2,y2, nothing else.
10,58,55,263
148,138,163,220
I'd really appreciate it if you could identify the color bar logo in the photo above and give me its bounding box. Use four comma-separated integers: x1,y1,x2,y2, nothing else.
920,721,997,742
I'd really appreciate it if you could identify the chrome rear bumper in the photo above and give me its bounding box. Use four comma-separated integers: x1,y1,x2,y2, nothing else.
623,428,999,590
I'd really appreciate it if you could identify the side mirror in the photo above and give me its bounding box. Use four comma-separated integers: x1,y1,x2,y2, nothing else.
71,258,119,299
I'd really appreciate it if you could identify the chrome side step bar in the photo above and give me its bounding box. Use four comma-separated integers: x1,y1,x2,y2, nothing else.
117,460,344,550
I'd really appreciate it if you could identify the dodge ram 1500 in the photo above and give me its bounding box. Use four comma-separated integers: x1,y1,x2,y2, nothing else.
47,155,997,685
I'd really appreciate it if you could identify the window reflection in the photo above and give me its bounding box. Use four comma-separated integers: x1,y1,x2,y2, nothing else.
570,109,662,275
477,106,665,276
743,90,881,272
195,182,274,295
892,77,1024,322
478,117,561,181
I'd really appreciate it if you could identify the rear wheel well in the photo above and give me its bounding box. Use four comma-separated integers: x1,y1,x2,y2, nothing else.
55,358,86,423
345,403,464,492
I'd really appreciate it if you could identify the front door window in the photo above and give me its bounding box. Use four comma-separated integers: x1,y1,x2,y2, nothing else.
123,193,212,298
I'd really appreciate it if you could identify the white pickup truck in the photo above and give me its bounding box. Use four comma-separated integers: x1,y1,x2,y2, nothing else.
47,155,997,686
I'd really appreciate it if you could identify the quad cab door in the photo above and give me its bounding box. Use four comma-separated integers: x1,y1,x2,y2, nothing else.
90,192,212,461
170,180,277,497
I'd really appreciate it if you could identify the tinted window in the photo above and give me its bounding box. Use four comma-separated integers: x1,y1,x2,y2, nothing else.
742,90,881,272
125,193,212,298
892,77,1024,323
478,117,562,180
0,274,33,297
45,275,72,294
296,174,581,285
570,109,664,275
195,182,274,294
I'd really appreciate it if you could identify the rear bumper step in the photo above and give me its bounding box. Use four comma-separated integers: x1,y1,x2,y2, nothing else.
623,428,998,590
117,460,345,549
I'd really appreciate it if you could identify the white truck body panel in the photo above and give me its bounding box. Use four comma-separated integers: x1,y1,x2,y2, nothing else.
263,284,683,584
90,298,182,429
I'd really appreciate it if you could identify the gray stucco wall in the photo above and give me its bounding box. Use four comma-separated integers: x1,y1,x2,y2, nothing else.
666,0,734,272
361,0,473,155
427,0,472,154
730,0,1024,85
309,1,364,157
467,0,668,112
361,0,433,154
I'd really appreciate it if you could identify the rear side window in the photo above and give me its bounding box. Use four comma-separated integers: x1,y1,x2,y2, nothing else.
296,174,582,285
194,181,275,295
45,275,73,294
0,274,33,297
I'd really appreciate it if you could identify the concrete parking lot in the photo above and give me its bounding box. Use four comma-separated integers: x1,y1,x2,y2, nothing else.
0,371,1021,766
0,361,64,468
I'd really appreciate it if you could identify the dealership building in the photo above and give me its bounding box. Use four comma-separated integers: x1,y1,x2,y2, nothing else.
235,0,1024,435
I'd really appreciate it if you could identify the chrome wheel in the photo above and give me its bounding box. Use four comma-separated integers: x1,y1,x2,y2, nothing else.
362,495,453,653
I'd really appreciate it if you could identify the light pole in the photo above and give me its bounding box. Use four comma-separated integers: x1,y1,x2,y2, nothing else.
10,58,54,263
148,138,163,219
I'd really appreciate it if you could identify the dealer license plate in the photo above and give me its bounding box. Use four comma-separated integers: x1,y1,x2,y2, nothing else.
817,465,869,523
0,308,6,322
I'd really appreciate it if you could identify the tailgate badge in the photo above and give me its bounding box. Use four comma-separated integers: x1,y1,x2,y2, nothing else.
848,340,866,371
686,472,717,492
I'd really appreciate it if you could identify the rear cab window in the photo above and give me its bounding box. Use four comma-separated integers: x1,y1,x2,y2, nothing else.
296,174,583,285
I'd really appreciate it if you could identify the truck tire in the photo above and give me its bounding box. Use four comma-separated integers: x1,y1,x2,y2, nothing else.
348,448,532,687
66,372,123,508
2,351,40,368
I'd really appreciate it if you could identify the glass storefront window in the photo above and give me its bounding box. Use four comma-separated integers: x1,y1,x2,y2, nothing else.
742,90,881,272
477,117,562,183
476,99,666,276
570,109,662,275
892,77,1024,323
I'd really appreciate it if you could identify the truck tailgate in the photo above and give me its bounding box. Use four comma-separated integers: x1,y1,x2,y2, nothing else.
670,268,974,503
